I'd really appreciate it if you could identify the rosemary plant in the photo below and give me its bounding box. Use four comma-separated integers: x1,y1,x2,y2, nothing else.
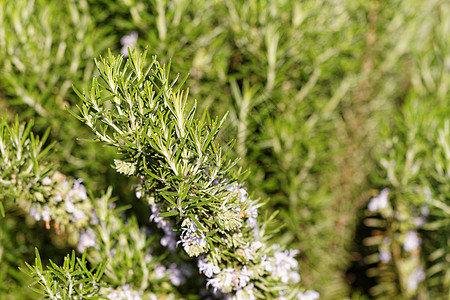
70,49,317,299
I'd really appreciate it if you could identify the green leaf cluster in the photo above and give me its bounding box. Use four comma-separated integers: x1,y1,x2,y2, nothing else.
20,249,106,300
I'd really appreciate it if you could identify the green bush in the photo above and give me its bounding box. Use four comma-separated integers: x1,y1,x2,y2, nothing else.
0,0,448,299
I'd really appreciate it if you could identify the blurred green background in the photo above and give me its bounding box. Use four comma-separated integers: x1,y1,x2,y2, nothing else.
0,0,448,299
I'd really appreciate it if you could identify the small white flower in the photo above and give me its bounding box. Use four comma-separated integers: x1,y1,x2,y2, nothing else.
178,221,207,256
379,250,392,263
136,190,142,199
246,201,258,228
71,179,87,200
77,228,96,252
149,204,163,224
238,187,248,202
42,176,52,185
368,188,390,212
198,257,221,278
206,268,238,293
120,31,138,57
420,205,430,216
71,209,86,222
297,290,320,300
41,206,51,221
168,263,186,286
403,230,421,252
54,192,63,202
222,268,236,290
149,204,177,250
261,255,272,272
29,206,41,221
252,241,262,250
144,253,153,263
407,266,425,291
238,266,251,288
65,199,75,213
289,271,301,283
271,249,299,284
234,283,256,300
414,216,426,227
154,264,166,279
160,230,177,251
241,243,255,260
106,284,143,300
206,277,221,294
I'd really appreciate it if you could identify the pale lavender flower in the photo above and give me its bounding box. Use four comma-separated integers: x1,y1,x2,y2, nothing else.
70,179,87,200
238,266,251,288
206,277,222,294
246,201,258,228
144,252,153,264
206,268,236,293
149,204,163,224
65,199,75,213
54,192,63,202
42,176,52,185
106,284,143,300
297,290,320,300
161,230,177,251
421,205,430,216
404,230,421,252
261,255,272,272
252,241,262,250
136,190,142,199
120,31,138,57
90,210,99,225
60,179,69,189
407,266,425,291
168,263,186,286
379,250,392,263
149,204,177,250
225,183,248,202
178,222,207,256
153,264,167,279
238,187,248,202
241,243,254,260
77,228,96,252
414,216,426,227
289,270,301,283
233,283,256,300
71,209,86,222
368,188,390,212
41,205,51,221
198,257,221,278
270,249,300,284
278,290,288,299
240,241,261,261
29,206,41,221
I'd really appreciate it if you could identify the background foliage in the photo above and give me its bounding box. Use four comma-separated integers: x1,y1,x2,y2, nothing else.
0,0,448,299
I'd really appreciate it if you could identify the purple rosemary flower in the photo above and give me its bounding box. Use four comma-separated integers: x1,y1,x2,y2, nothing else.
368,188,390,212
178,221,207,257
77,228,96,252
407,266,425,291
403,230,421,252
198,257,221,278
120,31,138,57
297,290,320,300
